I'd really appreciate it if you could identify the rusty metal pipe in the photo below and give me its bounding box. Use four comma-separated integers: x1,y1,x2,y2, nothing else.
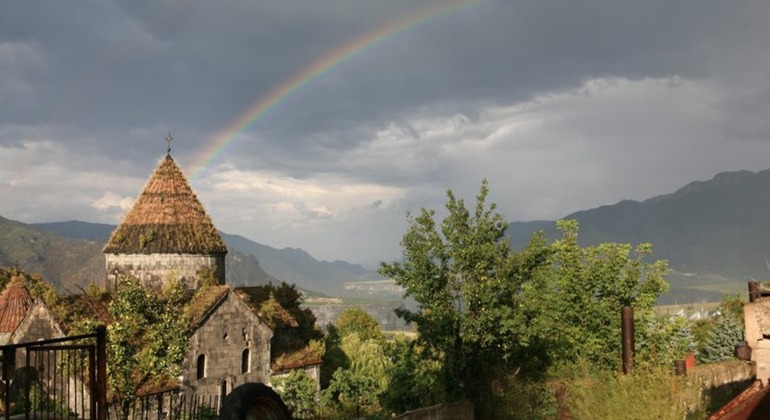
622,306,634,374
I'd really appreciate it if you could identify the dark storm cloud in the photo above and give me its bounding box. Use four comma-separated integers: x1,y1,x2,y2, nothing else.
3,0,770,262
2,0,755,142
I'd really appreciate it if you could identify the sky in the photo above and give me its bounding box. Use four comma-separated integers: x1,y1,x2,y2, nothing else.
2,0,770,267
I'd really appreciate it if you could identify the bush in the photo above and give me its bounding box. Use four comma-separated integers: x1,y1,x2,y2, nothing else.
698,314,744,364
563,366,703,420
274,369,318,419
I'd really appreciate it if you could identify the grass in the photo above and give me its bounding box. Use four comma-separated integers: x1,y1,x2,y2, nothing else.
482,366,708,420
562,367,705,420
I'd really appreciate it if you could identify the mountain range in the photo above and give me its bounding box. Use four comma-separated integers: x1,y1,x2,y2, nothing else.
13,219,379,296
507,169,770,303
2,167,770,303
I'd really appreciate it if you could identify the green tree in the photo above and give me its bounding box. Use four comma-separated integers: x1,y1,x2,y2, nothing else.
698,313,744,364
321,324,350,389
379,180,671,409
335,306,384,342
379,180,523,402
384,339,443,414
519,220,669,371
275,369,318,419
106,276,189,417
322,368,381,419
636,314,696,367
340,334,392,391
321,332,392,416
0,267,59,307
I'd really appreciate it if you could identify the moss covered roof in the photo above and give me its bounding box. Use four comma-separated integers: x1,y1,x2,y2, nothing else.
103,155,227,255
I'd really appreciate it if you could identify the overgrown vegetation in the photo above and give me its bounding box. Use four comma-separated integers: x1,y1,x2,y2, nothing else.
0,178,753,419
374,180,742,418
62,275,192,418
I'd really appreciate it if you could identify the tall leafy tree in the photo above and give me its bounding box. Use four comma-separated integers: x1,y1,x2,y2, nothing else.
335,306,384,342
519,220,669,370
379,180,522,401
322,368,382,419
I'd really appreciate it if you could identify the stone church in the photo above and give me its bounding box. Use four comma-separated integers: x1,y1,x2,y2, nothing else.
0,140,320,402
101,144,286,398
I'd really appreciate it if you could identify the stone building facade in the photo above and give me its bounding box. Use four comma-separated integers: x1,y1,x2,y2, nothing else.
182,288,273,396
105,253,225,290
7,300,64,345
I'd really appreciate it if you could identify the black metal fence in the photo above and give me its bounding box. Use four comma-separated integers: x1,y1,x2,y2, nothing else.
121,388,220,420
0,326,107,420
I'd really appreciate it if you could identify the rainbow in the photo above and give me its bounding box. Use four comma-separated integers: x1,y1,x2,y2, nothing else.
189,0,483,178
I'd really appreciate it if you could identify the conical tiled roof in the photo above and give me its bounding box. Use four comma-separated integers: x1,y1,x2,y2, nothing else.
103,155,227,255
0,279,34,333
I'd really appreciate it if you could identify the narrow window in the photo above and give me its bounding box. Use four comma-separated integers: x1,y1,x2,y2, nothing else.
196,354,206,379
241,348,250,374
220,379,229,409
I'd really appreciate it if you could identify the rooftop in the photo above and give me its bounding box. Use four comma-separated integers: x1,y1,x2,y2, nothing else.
103,155,227,255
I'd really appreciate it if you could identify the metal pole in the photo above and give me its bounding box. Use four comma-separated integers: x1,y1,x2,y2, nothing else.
749,281,760,303
621,306,634,374
674,359,687,376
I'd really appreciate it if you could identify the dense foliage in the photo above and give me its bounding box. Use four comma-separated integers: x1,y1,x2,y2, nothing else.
519,219,669,371
699,312,744,364
274,369,318,419
379,180,672,412
105,276,190,417
320,306,391,418
379,180,523,401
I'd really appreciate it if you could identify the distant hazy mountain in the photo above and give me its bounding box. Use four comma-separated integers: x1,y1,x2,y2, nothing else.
14,167,770,302
0,216,104,291
507,169,770,303
28,221,381,295
5,219,277,290
217,233,381,295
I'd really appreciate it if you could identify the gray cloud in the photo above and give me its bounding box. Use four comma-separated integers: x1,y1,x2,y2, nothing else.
2,0,770,263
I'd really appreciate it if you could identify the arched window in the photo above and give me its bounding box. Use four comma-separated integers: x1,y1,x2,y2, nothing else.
241,348,250,374
196,354,206,380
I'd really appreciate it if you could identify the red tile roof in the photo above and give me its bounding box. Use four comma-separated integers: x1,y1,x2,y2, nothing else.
0,281,34,333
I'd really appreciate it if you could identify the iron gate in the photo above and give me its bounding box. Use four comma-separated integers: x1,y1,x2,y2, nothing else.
0,326,107,420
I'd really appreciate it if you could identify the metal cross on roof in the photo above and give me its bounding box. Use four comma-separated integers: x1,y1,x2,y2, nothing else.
165,132,174,155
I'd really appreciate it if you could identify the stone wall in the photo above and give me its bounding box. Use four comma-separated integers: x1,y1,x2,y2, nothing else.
181,290,273,397
105,252,225,289
689,359,754,413
691,360,753,389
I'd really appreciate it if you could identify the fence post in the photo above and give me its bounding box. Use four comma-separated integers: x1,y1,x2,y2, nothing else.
96,325,108,420
1,347,14,420
621,306,634,374
749,281,760,303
